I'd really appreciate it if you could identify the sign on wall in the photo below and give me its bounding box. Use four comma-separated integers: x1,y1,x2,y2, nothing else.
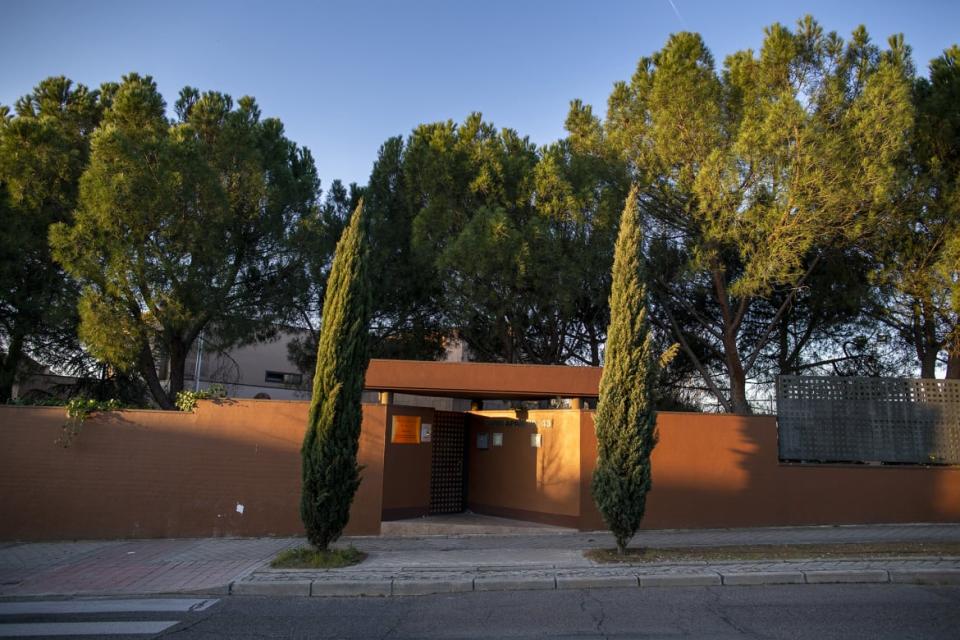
391,415,422,444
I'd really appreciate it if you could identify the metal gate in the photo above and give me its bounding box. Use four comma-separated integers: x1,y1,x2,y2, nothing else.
429,411,467,514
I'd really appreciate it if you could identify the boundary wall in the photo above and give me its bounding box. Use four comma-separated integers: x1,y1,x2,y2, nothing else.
0,401,385,540
1,402,958,540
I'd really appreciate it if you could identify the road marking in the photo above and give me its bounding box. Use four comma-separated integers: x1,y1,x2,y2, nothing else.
0,621,178,636
0,598,218,615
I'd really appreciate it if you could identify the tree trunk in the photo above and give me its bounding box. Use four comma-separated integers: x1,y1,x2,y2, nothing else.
0,332,24,403
729,366,752,415
919,345,939,379
589,326,602,367
947,328,960,379
948,351,960,379
711,267,752,415
722,330,752,415
917,303,939,379
138,347,174,410
167,339,188,404
776,311,790,376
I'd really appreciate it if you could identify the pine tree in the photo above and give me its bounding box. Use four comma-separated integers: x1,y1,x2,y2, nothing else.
592,186,657,555
51,75,319,409
301,200,371,550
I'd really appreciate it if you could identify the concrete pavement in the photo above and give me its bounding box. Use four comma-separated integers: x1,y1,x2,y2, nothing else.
1,523,958,598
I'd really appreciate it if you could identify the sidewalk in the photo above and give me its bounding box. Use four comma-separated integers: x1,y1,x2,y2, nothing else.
2,523,958,598
0,538,298,597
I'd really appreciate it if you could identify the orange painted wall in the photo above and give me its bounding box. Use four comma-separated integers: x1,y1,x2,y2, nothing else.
466,410,582,527
2,402,957,541
380,406,435,519
580,411,960,530
0,401,386,540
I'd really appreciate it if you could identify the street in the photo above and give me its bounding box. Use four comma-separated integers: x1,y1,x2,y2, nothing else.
1,584,958,639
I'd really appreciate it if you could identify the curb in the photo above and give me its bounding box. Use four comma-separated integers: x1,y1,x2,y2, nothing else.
640,573,721,587
229,568,960,597
392,578,474,596
474,576,556,592
556,575,638,590
804,570,889,584
721,571,805,586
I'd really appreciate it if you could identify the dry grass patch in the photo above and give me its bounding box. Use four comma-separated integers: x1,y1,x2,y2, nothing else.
270,546,367,569
585,541,960,564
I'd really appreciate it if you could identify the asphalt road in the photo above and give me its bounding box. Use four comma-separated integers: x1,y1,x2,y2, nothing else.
2,584,958,639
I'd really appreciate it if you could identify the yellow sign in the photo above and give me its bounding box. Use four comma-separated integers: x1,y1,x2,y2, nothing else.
391,415,421,444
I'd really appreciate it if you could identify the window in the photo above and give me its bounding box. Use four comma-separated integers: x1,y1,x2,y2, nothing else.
265,371,302,385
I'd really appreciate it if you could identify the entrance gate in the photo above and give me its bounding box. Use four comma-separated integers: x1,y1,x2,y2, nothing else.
429,411,467,514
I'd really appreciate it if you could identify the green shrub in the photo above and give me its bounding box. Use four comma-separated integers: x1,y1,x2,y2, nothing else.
56,396,123,448
174,383,227,412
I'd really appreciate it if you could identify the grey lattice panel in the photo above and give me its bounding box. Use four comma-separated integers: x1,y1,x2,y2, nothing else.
777,376,960,465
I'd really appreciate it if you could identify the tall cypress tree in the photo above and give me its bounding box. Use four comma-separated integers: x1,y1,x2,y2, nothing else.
301,200,371,551
592,187,657,555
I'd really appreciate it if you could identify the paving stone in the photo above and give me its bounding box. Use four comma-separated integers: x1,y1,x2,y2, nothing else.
231,579,311,596
310,579,392,597
474,575,556,591
804,570,889,584
392,578,474,596
888,569,960,585
556,575,639,590
721,571,805,586
640,573,721,587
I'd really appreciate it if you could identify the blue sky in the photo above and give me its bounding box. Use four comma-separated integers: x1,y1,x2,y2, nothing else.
3,1,958,190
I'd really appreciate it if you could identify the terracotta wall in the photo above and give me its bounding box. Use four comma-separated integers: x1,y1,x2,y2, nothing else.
3,402,957,541
0,401,386,541
380,406,435,520
580,411,960,530
466,410,582,527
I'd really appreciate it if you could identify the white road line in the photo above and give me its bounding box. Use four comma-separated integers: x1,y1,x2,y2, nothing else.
0,598,218,615
0,621,178,636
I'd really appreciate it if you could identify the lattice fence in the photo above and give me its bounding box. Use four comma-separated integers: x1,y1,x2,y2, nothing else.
777,376,960,464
